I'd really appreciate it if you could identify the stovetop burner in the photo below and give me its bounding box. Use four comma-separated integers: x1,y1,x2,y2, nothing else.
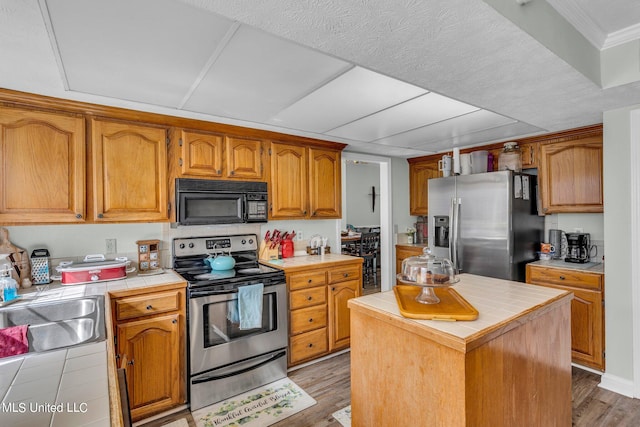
172,234,285,291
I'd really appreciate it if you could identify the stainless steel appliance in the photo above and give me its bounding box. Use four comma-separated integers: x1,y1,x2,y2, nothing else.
172,234,287,411
565,232,591,263
175,179,268,225
428,170,544,282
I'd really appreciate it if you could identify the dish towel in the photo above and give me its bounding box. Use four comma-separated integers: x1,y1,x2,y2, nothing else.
238,283,264,330
0,325,28,358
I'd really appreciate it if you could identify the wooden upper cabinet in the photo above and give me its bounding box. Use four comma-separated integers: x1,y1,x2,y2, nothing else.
539,136,603,213
308,147,341,218
0,106,86,224
269,141,342,220
520,142,539,169
409,159,440,216
225,136,263,179
269,142,308,219
178,129,224,178
90,118,169,222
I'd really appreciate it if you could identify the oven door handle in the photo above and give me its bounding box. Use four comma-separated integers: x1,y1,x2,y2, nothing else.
191,350,286,385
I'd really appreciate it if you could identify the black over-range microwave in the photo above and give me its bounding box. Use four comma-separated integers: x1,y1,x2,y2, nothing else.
175,179,268,225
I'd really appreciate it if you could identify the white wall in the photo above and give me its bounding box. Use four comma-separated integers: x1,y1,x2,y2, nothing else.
344,162,381,228
391,157,417,238
600,104,637,394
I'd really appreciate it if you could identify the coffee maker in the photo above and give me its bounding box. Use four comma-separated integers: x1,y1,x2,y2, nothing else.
565,233,591,263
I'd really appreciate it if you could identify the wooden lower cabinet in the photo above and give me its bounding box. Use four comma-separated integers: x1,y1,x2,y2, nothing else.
526,264,605,370
285,259,362,366
111,285,186,421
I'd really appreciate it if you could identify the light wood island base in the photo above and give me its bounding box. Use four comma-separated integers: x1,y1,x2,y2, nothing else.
348,274,573,426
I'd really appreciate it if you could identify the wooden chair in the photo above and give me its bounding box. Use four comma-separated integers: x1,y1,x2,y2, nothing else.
358,232,380,287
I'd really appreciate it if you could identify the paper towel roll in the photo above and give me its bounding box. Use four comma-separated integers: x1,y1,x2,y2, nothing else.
453,147,461,174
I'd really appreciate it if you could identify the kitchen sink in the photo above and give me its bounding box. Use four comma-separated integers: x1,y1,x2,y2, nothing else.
0,295,105,353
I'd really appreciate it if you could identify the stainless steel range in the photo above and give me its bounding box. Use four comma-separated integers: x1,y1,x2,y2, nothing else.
173,234,287,411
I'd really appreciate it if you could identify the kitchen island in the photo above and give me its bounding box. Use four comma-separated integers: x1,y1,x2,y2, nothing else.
348,273,573,426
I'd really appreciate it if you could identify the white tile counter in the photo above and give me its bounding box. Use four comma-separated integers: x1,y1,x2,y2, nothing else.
0,270,186,426
349,273,572,351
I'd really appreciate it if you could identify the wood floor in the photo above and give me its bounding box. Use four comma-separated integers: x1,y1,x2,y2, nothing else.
143,351,640,427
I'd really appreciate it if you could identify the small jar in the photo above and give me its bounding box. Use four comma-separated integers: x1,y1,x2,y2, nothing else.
498,142,522,172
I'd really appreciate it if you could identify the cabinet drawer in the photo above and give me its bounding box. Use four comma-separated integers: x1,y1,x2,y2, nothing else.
290,286,326,309
290,328,328,365
289,270,326,290
527,266,602,291
328,265,361,284
115,290,182,321
290,305,327,335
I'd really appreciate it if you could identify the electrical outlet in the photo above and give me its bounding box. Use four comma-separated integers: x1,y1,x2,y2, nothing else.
106,238,117,254
297,231,303,241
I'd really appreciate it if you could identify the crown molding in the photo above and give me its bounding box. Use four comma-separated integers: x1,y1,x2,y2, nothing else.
546,0,607,49
603,22,640,50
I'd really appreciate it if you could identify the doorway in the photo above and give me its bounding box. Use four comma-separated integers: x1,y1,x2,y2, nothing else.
340,152,393,292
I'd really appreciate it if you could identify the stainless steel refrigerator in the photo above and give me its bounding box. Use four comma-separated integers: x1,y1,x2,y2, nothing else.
427,170,543,282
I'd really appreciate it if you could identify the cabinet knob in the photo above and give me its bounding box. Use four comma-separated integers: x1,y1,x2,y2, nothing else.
230,170,235,175
172,319,177,324
559,276,565,280
303,210,307,215
97,213,104,218
75,213,82,219
146,305,153,310
308,318,313,323
308,343,313,348
343,273,349,277
127,360,134,366
332,287,336,291
312,211,317,216
217,169,221,174
307,279,313,284
307,296,313,301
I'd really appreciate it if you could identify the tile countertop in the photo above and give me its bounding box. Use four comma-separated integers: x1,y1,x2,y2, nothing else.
348,273,572,352
0,269,186,426
261,253,364,271
528,259,604,274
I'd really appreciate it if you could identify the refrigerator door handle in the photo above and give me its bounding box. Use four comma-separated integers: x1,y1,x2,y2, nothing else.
452,198,461,272
449,197,455,263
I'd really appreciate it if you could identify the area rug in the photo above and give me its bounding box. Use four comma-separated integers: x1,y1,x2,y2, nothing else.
332,405,351,427
191,378,316,427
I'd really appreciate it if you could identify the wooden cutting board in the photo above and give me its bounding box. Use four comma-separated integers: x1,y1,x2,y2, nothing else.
393,285,479,321
0,227,31,282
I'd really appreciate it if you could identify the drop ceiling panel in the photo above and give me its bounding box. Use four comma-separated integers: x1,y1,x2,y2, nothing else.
326,92,480,142
45,0,234,107
417,121,545,152
183,25,350,121
374,110,517,149
269,66,428,133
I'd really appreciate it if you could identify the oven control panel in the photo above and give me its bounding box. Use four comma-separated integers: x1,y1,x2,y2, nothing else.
173,234,258,257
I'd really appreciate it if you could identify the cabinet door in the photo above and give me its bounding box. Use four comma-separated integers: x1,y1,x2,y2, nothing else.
90,119,168,222
269,142,308,219
539,138,603,213
225,136,263,179
328,280,358,351
179,129,223,177
308,147,341,218
0,106,85,223
570,288,604,370
520,142,538,169
117,313,183,421
409,160,440,216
